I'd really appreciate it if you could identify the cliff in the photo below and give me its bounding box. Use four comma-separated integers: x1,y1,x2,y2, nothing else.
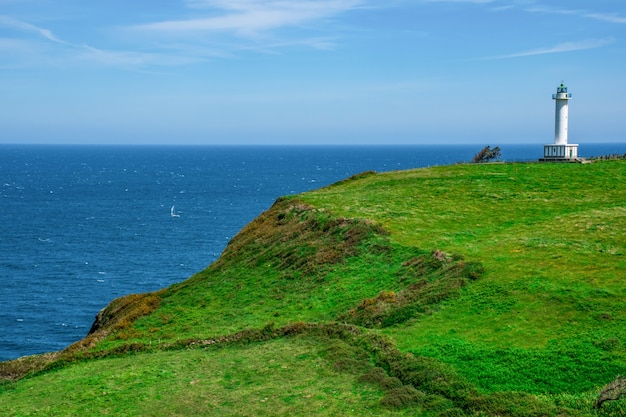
1,160,626,416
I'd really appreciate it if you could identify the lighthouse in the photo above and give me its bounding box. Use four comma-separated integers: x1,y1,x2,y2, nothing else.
542,83,578,161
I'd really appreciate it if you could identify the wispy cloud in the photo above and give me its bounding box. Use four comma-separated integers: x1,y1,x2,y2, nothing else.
423,0,495,3
479,38,614,60
524,5,626,24
120,0,367,64
0,15,68,44
132,0,364,37
0,15,195,70
0,0,352,70
583,12,626,24
76,45,205,68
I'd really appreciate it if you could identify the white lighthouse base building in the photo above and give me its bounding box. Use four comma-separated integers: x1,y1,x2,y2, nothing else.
541,143,579,161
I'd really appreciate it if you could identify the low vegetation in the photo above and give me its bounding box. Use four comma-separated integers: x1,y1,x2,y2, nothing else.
597,376,626,409
472,145,501,163
1,159,625,416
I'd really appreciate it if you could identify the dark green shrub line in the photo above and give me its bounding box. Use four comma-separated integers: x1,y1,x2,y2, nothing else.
0,318,593,416
309,323,579,416
338,250,485,328
596,375,626,409
345,331,582,416
213,197,387,273
170,322,581,416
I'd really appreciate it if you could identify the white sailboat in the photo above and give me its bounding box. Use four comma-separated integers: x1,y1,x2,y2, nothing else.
170,205,180,217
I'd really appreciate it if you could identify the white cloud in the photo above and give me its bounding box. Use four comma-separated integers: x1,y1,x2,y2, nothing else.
481,38,614,60
584,12,626,24
133,0,364,36
0,15,68,44
76,45,204,68
123,0,367,61
524,5,626,24
0,15,207,70
424,0,494,3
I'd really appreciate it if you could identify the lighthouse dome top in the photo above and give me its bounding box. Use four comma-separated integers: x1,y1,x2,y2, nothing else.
553,83,572,99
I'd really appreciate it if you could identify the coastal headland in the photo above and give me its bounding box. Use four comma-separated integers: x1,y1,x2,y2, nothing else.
2,160,625,416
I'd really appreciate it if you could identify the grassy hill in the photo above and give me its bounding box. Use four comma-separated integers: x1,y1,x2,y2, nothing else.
1,160,625,416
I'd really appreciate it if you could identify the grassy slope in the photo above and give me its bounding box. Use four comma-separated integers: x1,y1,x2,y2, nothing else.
1,160,625,416
1,337,412,417
302,162,626,393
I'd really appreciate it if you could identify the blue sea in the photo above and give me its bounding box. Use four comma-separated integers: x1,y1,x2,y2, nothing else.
1,143,624,362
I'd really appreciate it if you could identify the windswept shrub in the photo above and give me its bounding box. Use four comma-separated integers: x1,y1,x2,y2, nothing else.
358,367,403,390
597,375,626,409
436,408,467,417
459,261,485,280
472,145,501,163
594,337,622,352
88,292,163,336
359,366,388,385
470,391,568,417
339,251,484,328
215,197,387,277
421,394,457,413
380,304,424,327
281,321,310,336
322,339,370,374
381,385,426,408
0,352,61,382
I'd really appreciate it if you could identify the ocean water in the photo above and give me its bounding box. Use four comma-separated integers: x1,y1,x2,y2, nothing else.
1,143,624,361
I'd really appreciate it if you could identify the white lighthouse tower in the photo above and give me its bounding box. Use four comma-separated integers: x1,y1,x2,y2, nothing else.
543,83,578,160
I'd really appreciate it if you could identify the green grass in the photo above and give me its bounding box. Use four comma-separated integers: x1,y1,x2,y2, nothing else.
2,160,625,416
0,336,416,417
302,163,626,337
300,161,626,404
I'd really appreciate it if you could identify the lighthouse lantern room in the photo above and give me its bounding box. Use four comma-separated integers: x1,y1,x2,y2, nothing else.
542,83,578,161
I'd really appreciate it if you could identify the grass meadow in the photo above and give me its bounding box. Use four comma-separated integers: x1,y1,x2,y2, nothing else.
1,160,624,416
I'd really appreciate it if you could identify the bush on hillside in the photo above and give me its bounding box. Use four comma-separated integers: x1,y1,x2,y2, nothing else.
472,146,501,163
597,375,626,409
338,251,484,328
380,385,426,408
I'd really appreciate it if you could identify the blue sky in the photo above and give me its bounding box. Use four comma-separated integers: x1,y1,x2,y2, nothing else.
1,0,625,145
